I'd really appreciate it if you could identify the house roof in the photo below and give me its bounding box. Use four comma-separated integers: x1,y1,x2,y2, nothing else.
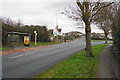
57,29,61,33
49,28,62,33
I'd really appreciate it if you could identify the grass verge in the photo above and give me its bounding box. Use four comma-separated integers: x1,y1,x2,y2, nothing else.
0,47,12,51
30,42,61,46
1,42,62,51
91,40,104,42
91,40,113,42
34,44,108,78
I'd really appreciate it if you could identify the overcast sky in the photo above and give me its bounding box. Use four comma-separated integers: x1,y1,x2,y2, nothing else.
1,0,104,33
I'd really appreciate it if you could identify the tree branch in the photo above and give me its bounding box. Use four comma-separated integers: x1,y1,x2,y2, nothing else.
76,0,84,14
90,2,114,23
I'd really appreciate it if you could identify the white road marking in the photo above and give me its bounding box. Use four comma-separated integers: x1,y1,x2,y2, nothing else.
11,53,35,59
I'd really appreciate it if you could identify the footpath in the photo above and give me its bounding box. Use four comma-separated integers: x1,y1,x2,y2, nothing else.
0,46,50,56
0,40,73,56
96,44,119,78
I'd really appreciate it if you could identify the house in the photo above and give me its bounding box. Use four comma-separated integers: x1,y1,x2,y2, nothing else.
49,29,54,36
91,32,112,40
49,27,62,36
91,32,105,40
48,26,62,42
64,31,83,40
108,30,113,39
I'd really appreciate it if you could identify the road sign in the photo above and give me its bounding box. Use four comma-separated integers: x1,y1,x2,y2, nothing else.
34,31,36,33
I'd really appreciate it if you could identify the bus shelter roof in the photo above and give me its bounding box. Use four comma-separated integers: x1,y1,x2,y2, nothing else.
7,32,31,35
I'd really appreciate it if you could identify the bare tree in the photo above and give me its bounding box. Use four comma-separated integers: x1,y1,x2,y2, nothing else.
64,0,113,57
94,7,112,44
6,17,14,26
16,19,23,27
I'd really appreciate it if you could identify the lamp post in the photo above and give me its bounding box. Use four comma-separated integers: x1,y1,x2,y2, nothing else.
56,12,64,28
56,12,64,43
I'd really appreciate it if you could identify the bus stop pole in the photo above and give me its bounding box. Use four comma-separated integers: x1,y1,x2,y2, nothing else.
35,34,36,46
34,31,37,46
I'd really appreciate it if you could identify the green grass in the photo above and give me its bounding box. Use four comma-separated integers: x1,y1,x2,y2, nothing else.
0,47,12,51
34,44,108,78
1,42,62,51
91,40,113,44
30,42,61,46
91,40,113,42
91,40,104,42
107,43,112,44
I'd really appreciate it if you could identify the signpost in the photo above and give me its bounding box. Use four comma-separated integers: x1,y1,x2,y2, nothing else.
34,31,37,46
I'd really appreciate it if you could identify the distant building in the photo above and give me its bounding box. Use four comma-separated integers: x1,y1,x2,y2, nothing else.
64,31,83,39
49,29,54,36
91,32,112,40
49,27,62,36
108,30,113,39
48,27,62,41
91,32,105,39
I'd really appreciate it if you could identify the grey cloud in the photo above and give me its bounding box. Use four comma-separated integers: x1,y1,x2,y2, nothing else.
1,1,103,33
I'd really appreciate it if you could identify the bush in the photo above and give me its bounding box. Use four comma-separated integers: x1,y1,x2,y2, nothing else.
1,17,50,46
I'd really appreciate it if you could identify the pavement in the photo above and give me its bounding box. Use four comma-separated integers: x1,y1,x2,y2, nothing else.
1,46,50,56
96,44,119,78
1,39,72,56
2,36,112,78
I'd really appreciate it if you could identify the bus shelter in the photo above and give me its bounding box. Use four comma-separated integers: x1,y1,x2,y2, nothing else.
7,32,31,47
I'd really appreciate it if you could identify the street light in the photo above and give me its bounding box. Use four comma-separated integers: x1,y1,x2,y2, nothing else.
55,12,64,43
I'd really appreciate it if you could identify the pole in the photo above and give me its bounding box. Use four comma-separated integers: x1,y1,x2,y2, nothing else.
57,27,58,43
56,12,64,43
56,14,58,27
34,31,37,46
56,14,58,43
35,34,36,46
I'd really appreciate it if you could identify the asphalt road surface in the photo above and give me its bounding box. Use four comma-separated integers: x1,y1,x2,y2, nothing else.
2,36,112,78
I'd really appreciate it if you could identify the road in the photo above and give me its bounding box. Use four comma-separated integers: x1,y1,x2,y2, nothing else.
2,36,112,78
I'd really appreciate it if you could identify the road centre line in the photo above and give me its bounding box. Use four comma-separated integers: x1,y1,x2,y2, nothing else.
10,53,35,59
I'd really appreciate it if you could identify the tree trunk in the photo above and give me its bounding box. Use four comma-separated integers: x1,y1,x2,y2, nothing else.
85,22,94,57
105,33,108,44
